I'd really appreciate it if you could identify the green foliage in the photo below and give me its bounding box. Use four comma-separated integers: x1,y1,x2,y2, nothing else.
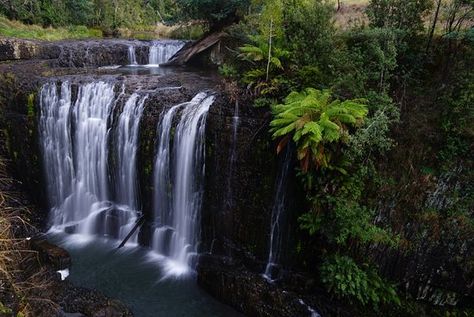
438,65,474,164
338,28,399,95
299,163,398,245
239,35,289,78
176,0,250,30
27,93,35,118
0,302,12,314
320,255,400,307
270,88,368,171
347,92,400,160
367,0,433,34
283,0,336,71
218,63,239,78
0,0,180,32
0,15,102,40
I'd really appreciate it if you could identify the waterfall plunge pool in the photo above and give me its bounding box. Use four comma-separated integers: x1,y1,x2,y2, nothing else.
47,233,243,317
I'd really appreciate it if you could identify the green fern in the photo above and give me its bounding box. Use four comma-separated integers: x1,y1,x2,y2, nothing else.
238,34,289,87
270,88,368,171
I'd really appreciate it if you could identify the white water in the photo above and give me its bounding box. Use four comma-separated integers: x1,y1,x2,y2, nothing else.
263,148,292,281
40,81,149,244
224,101,240,210
128,46,138,66
115,93,148,242
152,102,185,254
41,81,115,235
298,299,321,317
152,92,215,276
147,41,184,66
40,82,75,213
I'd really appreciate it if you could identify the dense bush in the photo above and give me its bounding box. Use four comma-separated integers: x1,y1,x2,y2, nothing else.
366,0,433,34
227,0,406,308
321,255,400,307
0,0,179,30
176,0,250,31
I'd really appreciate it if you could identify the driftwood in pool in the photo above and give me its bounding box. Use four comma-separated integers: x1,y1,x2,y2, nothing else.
117,215,145,249
162,32,226,66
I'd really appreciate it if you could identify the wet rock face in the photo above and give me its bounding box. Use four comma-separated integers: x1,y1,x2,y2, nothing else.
0,38,153,66
202,98,277,261
46,40,150,67
197,254,356,317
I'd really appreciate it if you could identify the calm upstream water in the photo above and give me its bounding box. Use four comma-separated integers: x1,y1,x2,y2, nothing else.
48,233,243,317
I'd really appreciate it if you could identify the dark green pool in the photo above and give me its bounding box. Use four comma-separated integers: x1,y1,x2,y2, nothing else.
48,233,243,317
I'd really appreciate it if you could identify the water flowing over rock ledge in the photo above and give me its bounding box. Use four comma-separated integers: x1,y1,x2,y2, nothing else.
0,37,187,67
0,38,472,316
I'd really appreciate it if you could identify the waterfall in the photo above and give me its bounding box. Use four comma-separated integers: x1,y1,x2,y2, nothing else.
298,299,321,317
152,101,185,254
40,81,149,244
152,92,215,276
115,93,148,242
40,82,74,212
226,101,239,206
263,147,292,281
128,46,138,66
148,41,184,66
40,81,116,236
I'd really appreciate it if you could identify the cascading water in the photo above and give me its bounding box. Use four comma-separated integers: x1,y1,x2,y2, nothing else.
298,299,321,317
40,81,148,243
128,46,138,66
263,147,292,281
152,103,183,254
115,93,148,242
148,41,184,66
226,100,240,207
40,81,115,236
40,82,74,213
152,92,215,276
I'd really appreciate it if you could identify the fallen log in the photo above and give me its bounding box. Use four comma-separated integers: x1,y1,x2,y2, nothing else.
162,32,227,66
117,215,145,249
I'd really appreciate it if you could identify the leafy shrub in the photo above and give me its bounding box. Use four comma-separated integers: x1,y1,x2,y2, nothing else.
284,0,336,70
218,63,239,78
366,0,433,34
320,255,400,307
176,0,250,31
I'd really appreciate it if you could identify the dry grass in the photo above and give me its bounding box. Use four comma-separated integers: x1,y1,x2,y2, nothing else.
0,156,57,316
333,0,369,30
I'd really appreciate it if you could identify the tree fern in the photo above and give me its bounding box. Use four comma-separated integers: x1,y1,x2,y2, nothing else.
270,88,368,172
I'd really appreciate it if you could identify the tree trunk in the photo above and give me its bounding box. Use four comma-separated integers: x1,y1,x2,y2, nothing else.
426,0,442,54
266,19,273,82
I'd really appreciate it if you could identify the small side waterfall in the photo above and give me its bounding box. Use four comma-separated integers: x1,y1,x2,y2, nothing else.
263,147,292,281
128,46,138,66
224,101,240,210
148,41,184,66
152,92,215,276
298,299,321,317
115,93,148,242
